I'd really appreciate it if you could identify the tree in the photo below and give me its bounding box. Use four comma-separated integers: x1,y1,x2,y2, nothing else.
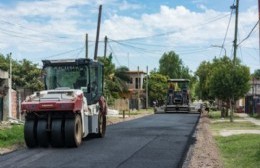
0,53,43,91
113,66,131,98
195,61,212,100
146,71,168,106
252,69,260,79
13,59,43,91
98,54,130,105
209,56,250,121
159,51,191,79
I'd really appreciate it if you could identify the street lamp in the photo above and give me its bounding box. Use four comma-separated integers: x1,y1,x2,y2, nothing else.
211,45,227,56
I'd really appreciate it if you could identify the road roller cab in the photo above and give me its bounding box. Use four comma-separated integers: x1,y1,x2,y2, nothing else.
22,58,107,148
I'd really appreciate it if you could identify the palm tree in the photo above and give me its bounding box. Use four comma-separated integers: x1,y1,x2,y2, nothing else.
98,54,131,104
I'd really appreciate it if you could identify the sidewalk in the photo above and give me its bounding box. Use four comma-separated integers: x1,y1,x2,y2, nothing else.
214,113,260,137
236,113,260,126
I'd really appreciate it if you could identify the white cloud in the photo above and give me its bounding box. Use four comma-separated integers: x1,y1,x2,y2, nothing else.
118,0,142,11
0,1,258,72
102,14,151,40
197,4,207,11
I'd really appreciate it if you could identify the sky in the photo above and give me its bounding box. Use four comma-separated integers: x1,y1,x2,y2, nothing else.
0,0,259,74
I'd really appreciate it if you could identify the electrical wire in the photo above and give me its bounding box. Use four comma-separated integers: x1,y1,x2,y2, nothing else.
107,40,146,67
237,20,259,46
0,26,74,45
109,37,216,56
109,38,163,54
108,42,122,66
219,0,235,57
0,19,69,39
114,13,230,42
75,47,84,58
42,47,84,59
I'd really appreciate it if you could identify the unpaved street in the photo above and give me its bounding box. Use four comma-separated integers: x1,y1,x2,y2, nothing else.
0,113,199,168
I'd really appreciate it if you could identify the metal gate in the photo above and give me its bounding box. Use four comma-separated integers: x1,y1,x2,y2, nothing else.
0,97,3,121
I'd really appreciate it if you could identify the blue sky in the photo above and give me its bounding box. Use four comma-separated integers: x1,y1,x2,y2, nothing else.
0,0,259,74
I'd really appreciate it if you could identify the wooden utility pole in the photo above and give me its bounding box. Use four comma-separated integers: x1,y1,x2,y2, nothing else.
233,0,239,64
94,5,102,60
231,0,239,122
258,0,260,62
104,36,107,58
137,66,140,110
8,52,12,119
85,33,88,58
146,66,148,109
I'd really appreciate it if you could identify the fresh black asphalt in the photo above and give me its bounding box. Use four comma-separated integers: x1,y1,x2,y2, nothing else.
0,113,200,168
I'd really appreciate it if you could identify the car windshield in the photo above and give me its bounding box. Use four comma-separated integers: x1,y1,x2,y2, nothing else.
44,65,89,90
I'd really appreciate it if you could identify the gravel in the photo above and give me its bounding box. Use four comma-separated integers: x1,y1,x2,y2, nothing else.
184,113,224,168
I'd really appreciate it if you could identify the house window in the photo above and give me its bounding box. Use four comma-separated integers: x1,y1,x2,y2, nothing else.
135,77,140,89
129,77,133,84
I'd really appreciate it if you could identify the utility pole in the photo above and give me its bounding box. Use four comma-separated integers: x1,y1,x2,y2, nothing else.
258,0,260,63
104,36,107,58
127,52,129,69
233,0,239,64
85,33,88,59
94,5,102,60
231,0,239,122
146,66,148,109
8,52,12,119
137,66,140,110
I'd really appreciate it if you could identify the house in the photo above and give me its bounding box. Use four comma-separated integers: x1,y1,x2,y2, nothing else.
126,70,147,110
244,78,260,115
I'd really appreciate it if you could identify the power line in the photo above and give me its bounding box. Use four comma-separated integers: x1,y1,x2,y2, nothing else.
114,13,230,42
0,19,69,40
0,27,73,44
109,38,163,54
108,42,122,66
107,41,144,67
42,47,84,59
178,47,212,55
109,37,216,56
238,20,259,46
219,0,235,57
75,47,84,58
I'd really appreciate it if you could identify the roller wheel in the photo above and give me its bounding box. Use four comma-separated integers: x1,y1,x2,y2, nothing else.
37,120,49,148
50,119,64,147
24,120,37,148
64,115,82,147
97,113,106,138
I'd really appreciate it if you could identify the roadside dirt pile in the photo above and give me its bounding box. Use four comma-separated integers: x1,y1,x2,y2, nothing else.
186,113,223,168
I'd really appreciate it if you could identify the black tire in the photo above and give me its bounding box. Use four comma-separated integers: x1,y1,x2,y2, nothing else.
24,120,37,148
37,119,49,148
97,113,106,138
50,119,64,147
64,115,82,147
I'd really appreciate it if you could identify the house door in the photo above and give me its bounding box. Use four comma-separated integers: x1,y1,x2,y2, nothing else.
0,97,3,121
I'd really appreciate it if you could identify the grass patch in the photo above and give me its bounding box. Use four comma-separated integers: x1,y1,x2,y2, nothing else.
211,121,260,131
0,124,24,148
208,111,222,119
208,111,241,120
249,113,260,120
215,134,260,168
